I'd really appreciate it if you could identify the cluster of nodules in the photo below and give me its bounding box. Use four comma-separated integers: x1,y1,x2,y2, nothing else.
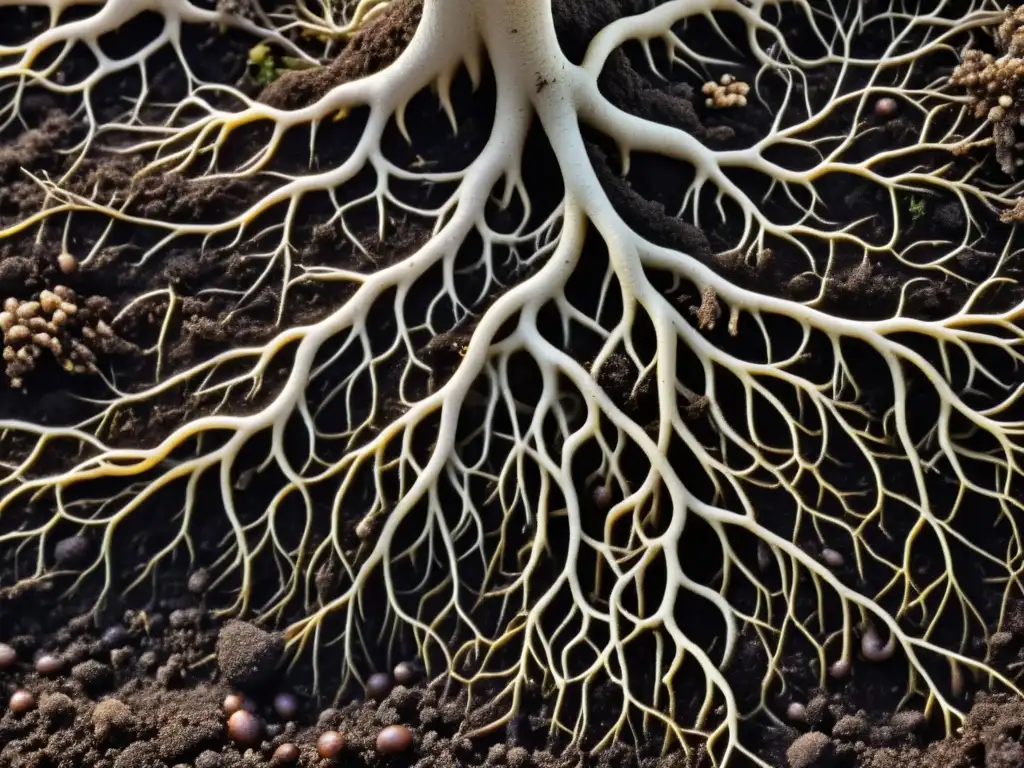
221,665,419,765
951,8,1024,176
0,278,116,389
951,51,1023,123
701,74,750,108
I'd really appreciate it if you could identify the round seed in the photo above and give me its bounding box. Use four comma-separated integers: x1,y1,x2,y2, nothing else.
786,701,806,722
317,730,345,759
0,642,17,668
35,653,63,675
376,724,413,755
223,693,257,716
393,661,418,686
365,672,392,700
227,709,263,748
8,690,35,714
820,548,844,568
874,97,898,118
272,743,300,764
273,692,299,720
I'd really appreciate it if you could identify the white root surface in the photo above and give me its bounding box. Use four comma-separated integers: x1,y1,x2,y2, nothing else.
2,0,1024,763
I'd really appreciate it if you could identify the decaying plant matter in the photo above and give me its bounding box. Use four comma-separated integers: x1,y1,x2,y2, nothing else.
3,0,1024,765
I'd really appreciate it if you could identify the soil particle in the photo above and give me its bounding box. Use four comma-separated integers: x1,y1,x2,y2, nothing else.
804,693,832,728
786,731,833,768
169,608,202,631
156,654,187,688
114,741,159,768
155,690,226,762
54,535,91,567
216,620,284,690
832,713,869,741
38,691,75,725
91,698,138,743
188,569,212,596
72,660,114,693
259,0,421,110
586,139,712,263
0,111,75,187
102,625,131,650
890,710,927,735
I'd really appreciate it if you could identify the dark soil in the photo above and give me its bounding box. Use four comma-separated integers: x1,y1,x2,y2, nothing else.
4,1,1024,768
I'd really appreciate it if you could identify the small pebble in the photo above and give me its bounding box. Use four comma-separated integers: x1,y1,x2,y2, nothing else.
820,548,844,568
592,484,613,511
317,730,345,759
9,690,35,714
317,708,342,726
227,709,263,748
138,650,159,671
273,692,299,720
54,535,89,566
223,693,257,715
874,97,898,119
393,661,418,686
35,653,64,675
72,660,112,691
376,724,413,755
272,743,300,765
145,613,167,635
101,625,130,648
365,672,392,700
187,568,211,595
787,701,807,722
168,608,199,630
0,643,17,668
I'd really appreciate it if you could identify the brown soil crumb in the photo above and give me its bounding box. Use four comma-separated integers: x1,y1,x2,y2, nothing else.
216,620,284,690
